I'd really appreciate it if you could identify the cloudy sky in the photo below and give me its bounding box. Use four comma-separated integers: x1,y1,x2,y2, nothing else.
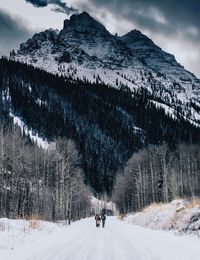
0,0,199,77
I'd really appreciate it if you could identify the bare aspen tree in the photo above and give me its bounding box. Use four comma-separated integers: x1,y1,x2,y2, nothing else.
0,123,91,221
0,124,4,216
113,143,200,214
55,138,90,224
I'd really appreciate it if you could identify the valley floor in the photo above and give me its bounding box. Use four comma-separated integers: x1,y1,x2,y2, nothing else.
0,217,199,260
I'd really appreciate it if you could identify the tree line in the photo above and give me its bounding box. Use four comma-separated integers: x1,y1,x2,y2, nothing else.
0,123,91,222
113,143,200,214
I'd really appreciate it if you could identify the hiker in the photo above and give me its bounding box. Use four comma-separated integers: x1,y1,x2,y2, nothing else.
101,213,106,228
95,214,101,227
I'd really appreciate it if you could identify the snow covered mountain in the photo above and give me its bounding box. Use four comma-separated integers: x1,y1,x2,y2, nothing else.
11,11,200,125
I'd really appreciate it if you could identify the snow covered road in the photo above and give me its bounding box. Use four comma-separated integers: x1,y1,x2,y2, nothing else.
1,217,199,260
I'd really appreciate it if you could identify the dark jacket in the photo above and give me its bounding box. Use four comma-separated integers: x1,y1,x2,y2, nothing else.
101,214,106,221
95,215,101,221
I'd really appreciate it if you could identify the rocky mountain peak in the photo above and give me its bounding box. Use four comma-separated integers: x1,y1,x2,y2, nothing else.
121,29,158,50
61,11,109,35
12,11,200,126
18,29,58,55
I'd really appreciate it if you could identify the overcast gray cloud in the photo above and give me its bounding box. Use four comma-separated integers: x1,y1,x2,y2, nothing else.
86,0,200,34
26,0,78,14
79,0,200,77
0,8,33,56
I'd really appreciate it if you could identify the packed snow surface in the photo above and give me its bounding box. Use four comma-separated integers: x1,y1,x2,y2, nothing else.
0,217,199,260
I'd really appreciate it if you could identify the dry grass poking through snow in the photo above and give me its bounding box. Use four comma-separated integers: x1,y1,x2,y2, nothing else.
26,215,43,230
0,217,59,251
186,198,200,209
15,215,43,231
142,202,165,211
125,198,200,237
0,222,10,232
28,219,41,230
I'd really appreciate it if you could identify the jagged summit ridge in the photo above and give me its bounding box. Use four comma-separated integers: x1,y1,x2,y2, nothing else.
62,11,108,34
120,29,181,73
58,12,133,65
12,11,200,125
121,29,158,50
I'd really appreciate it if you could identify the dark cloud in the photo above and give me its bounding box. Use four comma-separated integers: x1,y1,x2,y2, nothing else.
82,0,200,77
26,0,78,14
0,8,32,56
86,0,200,38
26,0,48,7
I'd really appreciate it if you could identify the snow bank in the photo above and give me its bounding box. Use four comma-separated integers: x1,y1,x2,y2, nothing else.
125,199,200,237
1,217,200,260
0,218,63,258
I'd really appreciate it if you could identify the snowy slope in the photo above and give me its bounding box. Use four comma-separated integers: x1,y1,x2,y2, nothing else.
0,217,199,260
11,11,200,125
10,112,49,149
0,218,62,256
125,199,200,236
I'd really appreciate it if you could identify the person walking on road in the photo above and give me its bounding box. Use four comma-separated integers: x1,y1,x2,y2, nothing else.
95,214,101,227
101,213,106,228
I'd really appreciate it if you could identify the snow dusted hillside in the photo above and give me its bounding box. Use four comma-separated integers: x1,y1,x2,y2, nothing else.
125,199,200,237
11,11,200,125
0,216,200,260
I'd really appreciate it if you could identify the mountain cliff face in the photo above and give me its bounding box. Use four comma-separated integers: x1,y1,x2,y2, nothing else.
12,12,200,127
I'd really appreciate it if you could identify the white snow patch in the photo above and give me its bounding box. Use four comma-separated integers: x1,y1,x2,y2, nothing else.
151,100,200,127
0,217,200,260
124,199,200,237
10,112,49,149
0,218,59,250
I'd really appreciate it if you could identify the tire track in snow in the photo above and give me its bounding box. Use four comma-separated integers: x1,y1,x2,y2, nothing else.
27,217,160,260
